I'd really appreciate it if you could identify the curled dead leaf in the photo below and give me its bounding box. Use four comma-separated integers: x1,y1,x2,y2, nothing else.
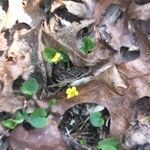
98,66,128,95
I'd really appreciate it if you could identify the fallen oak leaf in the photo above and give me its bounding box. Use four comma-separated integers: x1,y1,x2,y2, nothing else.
123,96,150,149
0,1,148,150
0,94,24,114
98,66,128,95
131,74,150,98
0,58,26,113
128,2,150,20
134,0,150,5
71,64,128,95
51,0,63,13
93,0,131,25
99,16,138,53
42,20,116,66
0,25,47,113
8,117,67,150
10,26,47,98
1,0,45,30
62,1,86,18
46,80,138,137
117,24,150,79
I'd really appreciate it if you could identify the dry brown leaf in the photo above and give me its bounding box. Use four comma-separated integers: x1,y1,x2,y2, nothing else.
131,75,150,98
100,16,138,52
0,25,47,113
117,24,150,79
0,57,26,112
62,0,96,19
123,96,150,149
98,66,128,95
128,3,150,20
0,0,149,149
45,80,138,137
0,32,8,51
0,0,44,30
8,118,67,150
10,26,47,97
82,0,97,18
42,20,116,66
51,0,63,13
38,1,150,141
0,94,24,113
93,0,131,25
62,1,86,18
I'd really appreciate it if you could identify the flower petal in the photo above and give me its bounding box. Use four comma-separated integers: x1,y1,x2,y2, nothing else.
72,86,76,91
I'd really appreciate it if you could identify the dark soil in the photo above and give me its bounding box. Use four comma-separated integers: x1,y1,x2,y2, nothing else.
59,103,110,150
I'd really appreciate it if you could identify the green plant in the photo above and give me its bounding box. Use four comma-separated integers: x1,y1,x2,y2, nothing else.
2,119,19,129
80,36,95,54
43,48,69,64
79,138,87,145
1,110,27,129
20,78,39,96
48,98,57,109
90,112,105,127
26,108,48,128
2,108,48,129
96,137,120,150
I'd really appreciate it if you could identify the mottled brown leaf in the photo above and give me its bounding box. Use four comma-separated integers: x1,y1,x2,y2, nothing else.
8,119,67,150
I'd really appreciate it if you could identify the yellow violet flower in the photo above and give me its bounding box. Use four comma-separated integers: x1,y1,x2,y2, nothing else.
51,52,62,63
66,87,79,99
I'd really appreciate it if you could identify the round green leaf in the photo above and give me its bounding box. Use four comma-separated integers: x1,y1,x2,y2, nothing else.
43,48,56,63
26,117,48,128
59,50,70,63
80,36,95,54
20,78,39,96
90,112,105,127
14,112,25,124
31,108,47,118
2,119,17,129
79,138,87,145
98,137,120,148
49,98,57,108
98,144,117,150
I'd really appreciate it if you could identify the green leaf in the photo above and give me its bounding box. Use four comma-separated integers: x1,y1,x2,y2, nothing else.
43,47,69,64
21,110,28,118
1,110,29,129
98,144,117,150
90,112,105,127
49,98,57,109
25,108,48,128
80,36,95,54
31,108,47,118
2,119,18,129
59,50,70,63
79,138,87,145
98,137,120,148
20,78,39,96
26,117,48,128
14,112,25,124
43,48,56,63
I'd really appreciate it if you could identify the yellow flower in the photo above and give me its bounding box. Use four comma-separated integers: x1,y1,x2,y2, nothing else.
66,87,79,99
51,52,62,63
